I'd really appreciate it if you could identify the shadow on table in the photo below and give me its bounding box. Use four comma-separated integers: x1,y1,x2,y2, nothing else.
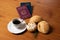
46,25,54,35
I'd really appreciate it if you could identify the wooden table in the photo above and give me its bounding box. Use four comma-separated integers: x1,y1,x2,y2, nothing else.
0,0,60,40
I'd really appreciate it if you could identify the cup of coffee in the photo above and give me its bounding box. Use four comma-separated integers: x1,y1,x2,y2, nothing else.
12,18,26,29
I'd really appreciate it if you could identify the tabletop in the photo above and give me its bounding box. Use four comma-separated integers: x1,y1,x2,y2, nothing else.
0,0,60,40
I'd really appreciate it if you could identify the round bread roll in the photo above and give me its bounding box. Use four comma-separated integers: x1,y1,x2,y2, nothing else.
27,22,36,32
37,21,49,33
29,15,42,23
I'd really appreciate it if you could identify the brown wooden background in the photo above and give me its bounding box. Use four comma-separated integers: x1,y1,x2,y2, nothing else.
0,0,60,40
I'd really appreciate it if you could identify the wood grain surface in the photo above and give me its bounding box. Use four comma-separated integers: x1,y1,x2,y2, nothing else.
0,0,60,40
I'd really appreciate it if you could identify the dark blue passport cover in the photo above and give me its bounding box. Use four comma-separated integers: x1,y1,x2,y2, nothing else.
20,2,32,15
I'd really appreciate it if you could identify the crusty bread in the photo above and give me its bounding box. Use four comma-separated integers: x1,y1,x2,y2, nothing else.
37,21,49,33
29,15,42,23
27,22,36,32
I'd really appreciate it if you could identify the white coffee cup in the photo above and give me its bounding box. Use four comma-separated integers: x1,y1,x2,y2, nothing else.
12,18,26,29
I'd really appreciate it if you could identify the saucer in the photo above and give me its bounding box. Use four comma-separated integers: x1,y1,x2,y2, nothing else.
7,18,28,34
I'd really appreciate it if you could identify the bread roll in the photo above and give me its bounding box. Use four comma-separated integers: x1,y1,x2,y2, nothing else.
27,22,36,32
29,15,41,23
37,21,49,33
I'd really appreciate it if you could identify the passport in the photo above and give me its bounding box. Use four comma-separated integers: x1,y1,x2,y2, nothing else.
21,2,31,6
20,2,32,15
16,5,31,19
